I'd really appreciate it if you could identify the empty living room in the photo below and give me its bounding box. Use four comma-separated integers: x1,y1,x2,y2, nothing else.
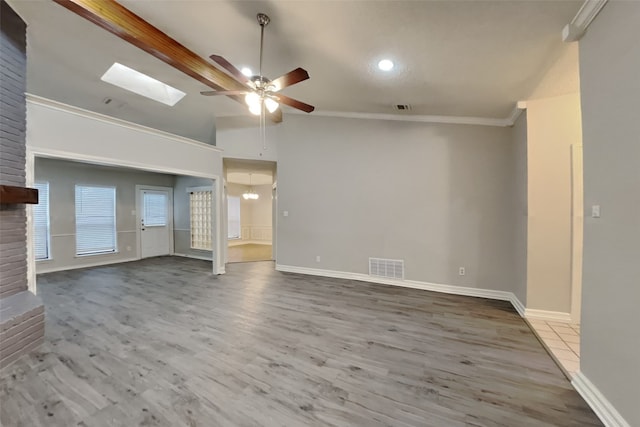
0,0,637,426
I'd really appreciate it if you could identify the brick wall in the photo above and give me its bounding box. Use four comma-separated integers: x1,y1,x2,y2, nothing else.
1,0,28,299
0,0,44,369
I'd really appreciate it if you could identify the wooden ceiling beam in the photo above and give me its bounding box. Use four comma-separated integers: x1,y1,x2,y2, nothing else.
53,0,283,123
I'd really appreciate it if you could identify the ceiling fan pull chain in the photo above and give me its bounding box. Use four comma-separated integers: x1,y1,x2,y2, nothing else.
262,105,267,150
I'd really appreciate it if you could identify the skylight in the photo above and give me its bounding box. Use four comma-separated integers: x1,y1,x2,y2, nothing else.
100,63,186,106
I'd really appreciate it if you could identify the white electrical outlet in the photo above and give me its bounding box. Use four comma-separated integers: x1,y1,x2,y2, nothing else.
316,255,321,263
459,267,466,276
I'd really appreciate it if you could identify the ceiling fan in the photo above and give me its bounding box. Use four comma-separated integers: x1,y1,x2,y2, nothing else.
200,13,314,117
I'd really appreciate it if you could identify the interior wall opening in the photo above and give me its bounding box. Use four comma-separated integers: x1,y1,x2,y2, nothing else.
223,158,276,264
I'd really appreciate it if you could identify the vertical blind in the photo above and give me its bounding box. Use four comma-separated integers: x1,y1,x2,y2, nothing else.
190,190,212,250
75,185,117,255
33,182,50,260
227,196,241,239
143,192,168,226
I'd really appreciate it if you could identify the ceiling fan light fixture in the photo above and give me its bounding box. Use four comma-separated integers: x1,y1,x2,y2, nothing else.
248,103,262,116
241,67,253,77
245,92,262,115
265,97,279,113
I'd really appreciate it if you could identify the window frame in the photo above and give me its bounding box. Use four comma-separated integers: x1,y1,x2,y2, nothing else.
189,188,212,251
227,195,241,240
74,184,118,256
33,181,51,261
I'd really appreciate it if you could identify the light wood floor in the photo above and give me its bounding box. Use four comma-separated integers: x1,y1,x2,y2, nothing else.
227,243,272,263
0,257,601,426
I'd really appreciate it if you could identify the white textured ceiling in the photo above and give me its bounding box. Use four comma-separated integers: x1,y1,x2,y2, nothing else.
9,0,582,143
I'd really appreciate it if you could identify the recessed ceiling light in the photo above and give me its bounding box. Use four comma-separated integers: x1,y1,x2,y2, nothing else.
100,62,186,106
241,67,253,77
378,59,394,71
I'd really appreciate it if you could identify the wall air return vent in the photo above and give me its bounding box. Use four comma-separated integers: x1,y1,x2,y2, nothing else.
393,104,411,111
369,257,405,280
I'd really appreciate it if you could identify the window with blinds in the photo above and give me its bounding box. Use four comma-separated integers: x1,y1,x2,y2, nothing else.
33,182,50,260
227,196,241,239
75,185,117,255
190,190,212,250
143,192,168,226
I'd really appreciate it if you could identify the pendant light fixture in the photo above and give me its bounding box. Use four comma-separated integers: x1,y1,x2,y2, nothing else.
242,173,260,200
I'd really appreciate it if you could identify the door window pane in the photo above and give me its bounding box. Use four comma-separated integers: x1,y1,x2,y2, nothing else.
143,192,168,226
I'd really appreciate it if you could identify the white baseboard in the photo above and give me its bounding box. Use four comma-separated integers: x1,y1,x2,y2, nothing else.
228,240,272,247
510,295,526,317
276,264,516,304
524,308,573,323
37,257,140,274
572,372,631,427
173,253,213,262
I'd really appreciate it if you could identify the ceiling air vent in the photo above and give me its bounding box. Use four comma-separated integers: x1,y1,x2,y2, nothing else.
369,257,404,280
393,104,411,111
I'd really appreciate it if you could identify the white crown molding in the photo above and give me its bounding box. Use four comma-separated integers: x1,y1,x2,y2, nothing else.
563,0,609,42
524,308,573,323
505,105,525,126
276,264,520,309
289,109,513,127
26,94,222,153
572,372,631,427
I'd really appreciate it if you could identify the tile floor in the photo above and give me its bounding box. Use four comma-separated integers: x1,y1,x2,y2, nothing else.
528,319,581,378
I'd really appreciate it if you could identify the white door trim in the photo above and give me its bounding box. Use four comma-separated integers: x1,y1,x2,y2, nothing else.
135,185,174,260
570,144,584,323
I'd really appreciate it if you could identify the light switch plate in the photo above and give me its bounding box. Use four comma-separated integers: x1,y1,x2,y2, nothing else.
591,205,600,218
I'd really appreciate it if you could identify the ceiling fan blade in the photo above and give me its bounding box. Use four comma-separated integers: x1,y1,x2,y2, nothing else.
270,67,309,91
201,90,248,96
209,55,252,86
267,108,283,123
275,94,315,113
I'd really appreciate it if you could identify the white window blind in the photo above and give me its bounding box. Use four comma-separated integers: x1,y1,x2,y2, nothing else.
75,185,117,255
143,192,167,226
190,190,212,250
227,196,241,239
33,182,50,260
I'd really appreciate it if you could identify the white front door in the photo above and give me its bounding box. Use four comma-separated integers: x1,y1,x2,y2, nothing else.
139,187,172,258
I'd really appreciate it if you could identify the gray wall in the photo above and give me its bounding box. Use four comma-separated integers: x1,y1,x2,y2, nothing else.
277,115,516,291
579,2,640,425
34,158,174,273
510,112,528,305
173,175,213,260
0,0,28,298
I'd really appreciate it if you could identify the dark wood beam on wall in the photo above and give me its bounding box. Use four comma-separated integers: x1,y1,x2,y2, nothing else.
0,185,38,205
52,0,282,123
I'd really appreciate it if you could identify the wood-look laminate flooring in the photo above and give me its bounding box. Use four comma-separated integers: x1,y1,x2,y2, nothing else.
227,244,272,263
0,257,601,427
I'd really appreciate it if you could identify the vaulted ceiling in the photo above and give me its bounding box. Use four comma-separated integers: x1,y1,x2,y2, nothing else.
9,0,582,143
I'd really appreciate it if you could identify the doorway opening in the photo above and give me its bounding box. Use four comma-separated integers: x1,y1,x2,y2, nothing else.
224,159,276,264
